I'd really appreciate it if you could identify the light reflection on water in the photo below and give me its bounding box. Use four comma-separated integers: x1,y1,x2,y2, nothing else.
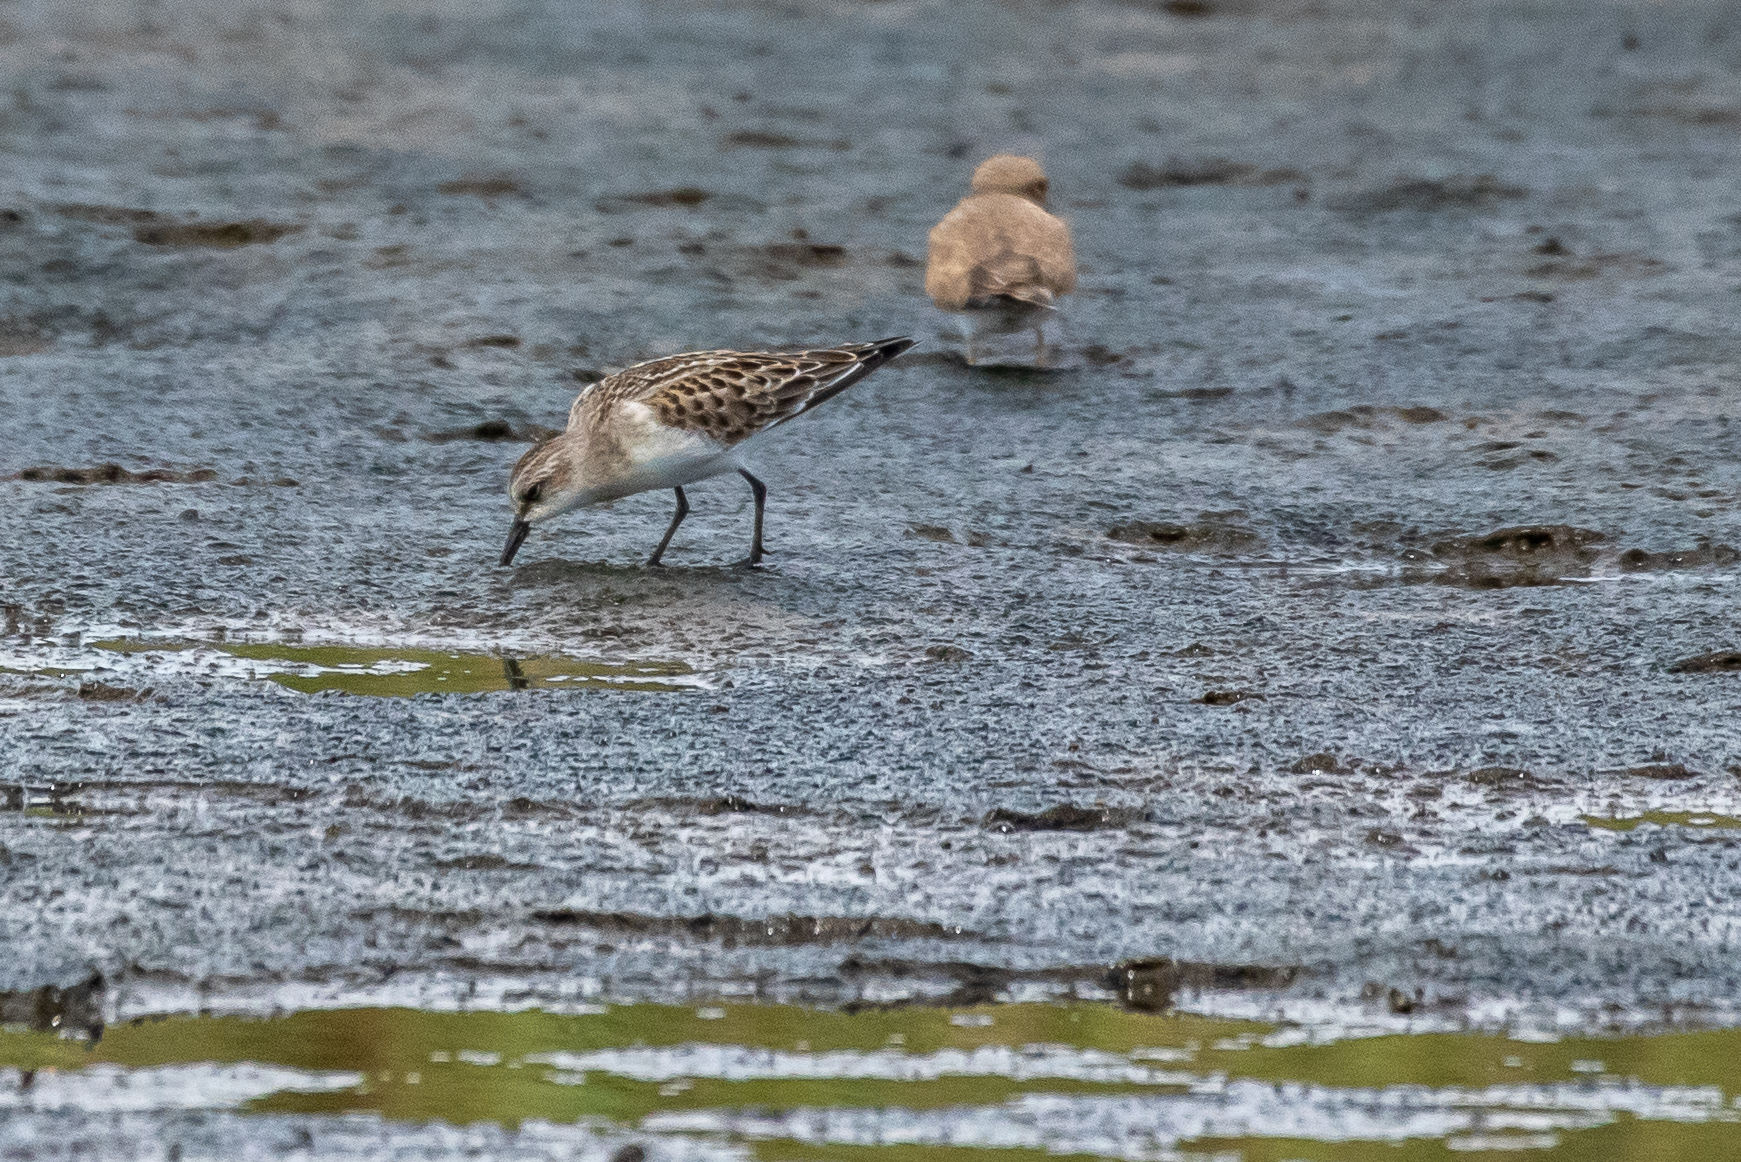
4,1002,1740,1159
0,637,701,696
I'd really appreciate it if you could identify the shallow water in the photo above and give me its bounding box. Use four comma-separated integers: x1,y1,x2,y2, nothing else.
8,637,704,696
6,1001,1741,1160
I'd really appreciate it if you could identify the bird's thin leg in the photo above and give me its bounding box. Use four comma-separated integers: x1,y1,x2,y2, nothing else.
736,468,767,566
1034,323,1047,367
646,486,688,567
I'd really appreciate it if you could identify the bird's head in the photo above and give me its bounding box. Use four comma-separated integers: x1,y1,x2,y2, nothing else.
499,438,579,566
970,154,1049,204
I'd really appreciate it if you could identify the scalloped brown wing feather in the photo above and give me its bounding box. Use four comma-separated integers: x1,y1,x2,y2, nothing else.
596,342,905,447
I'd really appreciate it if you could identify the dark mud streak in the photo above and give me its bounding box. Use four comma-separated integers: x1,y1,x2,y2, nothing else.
529,910,975,945
1411,524,1610,588
594,187,713,212
1199,690,1263,706
1120,158,1307,189
1669,651,1741,674
621,795,816,818
133,220,301,247
1624,763,1698,780
7,464,217,484
721,130,849,150
433,854,542,871
757,241,847,266
982,804,1144,832
1333,174,1528,213
1431,526,1606,560
0,317,54,356
1468,766,1552,790
1,783,104,816
75,682,148,702
1117,958,1302,1013
838,955,1302,1013
1289,753,1352,775
0,778,321,808
1621,544,1738,571
1107,519,1262,553
425,420,558,444
52,203,162,224
0,971,105,1040
1295,405,1449,432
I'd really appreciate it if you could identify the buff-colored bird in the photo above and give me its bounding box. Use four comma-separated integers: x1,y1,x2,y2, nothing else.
925,154,1076,366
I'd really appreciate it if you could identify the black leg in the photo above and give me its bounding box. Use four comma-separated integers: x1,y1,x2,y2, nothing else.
737,468,767,566
647,486,688,566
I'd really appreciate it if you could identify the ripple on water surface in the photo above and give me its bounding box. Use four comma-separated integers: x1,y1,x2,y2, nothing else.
4,1002,1741,1158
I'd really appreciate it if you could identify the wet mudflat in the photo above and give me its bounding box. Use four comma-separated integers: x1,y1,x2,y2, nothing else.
4,0,1741,1157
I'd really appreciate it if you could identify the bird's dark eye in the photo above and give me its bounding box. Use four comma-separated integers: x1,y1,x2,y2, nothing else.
522,481,544,505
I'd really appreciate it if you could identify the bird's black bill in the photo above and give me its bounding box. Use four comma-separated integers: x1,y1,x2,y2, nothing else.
500,518,532,566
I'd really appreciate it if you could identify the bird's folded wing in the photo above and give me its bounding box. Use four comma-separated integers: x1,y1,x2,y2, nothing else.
590,347,872,447
926,193,1076,311
974,252,1052,305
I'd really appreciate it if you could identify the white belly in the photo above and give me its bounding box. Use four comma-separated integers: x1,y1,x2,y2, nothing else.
579,404,744,504
600,448,739,499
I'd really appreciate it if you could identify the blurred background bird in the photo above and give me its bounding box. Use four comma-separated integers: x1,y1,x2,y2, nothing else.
925,154,1076,367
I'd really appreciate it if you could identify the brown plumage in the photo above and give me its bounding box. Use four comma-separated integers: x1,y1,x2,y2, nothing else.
926,155,1075,363
583,343,891,448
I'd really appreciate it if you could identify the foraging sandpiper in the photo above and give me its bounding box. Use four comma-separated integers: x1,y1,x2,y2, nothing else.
501,337,915,567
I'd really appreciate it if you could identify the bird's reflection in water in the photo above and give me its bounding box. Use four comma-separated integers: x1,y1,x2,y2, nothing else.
501,656,530,690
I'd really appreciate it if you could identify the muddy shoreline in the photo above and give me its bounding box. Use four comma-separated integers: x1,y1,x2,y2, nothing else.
4,0,1741,1155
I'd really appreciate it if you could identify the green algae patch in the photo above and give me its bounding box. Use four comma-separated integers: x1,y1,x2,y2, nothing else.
87,639,200,654
1,1001,1242,1076
1190,1121,1741,1162
1584,811,1741,832
1,1003,1207,1128
4,1002,1741,1157
84,639,696,695
750,1144,1113,1162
